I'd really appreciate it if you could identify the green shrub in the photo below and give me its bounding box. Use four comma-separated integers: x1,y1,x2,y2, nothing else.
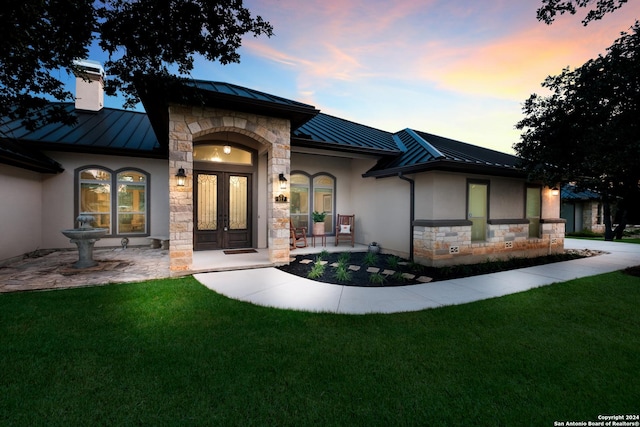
307,262,326,279
334,266,352,283
338,252,351,264
386,255,400,269
363,251,379,267
369,272,386,285
318,249,330,260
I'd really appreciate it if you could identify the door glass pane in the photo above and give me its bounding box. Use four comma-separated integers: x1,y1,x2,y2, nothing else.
526,187,541,237
228,175,247,230
197,174,217,230
468,183,487,241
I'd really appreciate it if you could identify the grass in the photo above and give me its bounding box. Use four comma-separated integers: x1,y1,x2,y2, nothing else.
1,272,639,425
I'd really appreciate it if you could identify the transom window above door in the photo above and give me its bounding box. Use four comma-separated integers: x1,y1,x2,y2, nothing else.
194,144,252,165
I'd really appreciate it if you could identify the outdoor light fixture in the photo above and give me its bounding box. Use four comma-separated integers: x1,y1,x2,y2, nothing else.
551,187,559,196
175,167,187,187
223,145,231,155
279,173,288,190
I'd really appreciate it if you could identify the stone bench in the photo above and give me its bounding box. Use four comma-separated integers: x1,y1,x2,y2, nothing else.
147,236,169,250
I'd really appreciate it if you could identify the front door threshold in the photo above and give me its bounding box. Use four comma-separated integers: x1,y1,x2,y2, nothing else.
191,248,272,273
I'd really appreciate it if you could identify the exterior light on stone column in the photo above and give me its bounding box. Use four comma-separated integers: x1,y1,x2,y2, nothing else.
176,167,187,187
279,173,287,190
551,187,559,196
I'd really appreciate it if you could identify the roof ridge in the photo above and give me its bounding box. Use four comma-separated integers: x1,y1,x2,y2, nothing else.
403,128,445,159
315,112,393,135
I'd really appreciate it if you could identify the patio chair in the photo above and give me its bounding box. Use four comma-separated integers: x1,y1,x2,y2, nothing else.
335,214,355,247
290,220,308,249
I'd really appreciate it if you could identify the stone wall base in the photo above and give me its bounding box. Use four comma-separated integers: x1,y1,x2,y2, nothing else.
414,219,565,267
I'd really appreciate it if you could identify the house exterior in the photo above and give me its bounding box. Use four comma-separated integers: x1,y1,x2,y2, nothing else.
561,184,604,234
0,64,564,272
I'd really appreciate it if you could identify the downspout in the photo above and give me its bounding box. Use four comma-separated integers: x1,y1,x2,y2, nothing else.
397,173,415,261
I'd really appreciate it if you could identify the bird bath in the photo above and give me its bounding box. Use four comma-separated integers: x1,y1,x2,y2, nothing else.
61,215,108,268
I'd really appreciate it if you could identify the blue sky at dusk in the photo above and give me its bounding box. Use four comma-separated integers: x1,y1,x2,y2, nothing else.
71,0,640,154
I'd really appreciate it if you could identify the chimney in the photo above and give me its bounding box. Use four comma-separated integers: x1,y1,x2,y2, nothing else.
73,59,105,111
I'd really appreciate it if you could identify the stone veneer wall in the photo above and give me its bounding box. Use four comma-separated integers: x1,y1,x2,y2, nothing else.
584,202,605,233
413,218,565,267
168,104,291,274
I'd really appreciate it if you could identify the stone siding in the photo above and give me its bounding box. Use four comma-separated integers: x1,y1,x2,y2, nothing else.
414,219,565,267
168,105,291,274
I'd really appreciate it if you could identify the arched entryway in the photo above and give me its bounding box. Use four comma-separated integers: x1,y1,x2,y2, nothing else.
193,141,257,250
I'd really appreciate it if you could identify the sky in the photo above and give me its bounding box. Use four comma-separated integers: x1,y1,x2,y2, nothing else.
76,0,640,154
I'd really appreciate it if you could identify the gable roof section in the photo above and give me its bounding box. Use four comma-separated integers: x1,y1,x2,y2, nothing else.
363,128,522,178
137,78,320,148
292,113,401,156
0,103,163,158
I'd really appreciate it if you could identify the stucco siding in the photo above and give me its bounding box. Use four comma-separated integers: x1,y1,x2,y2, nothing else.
353,159,411,257
490,178,525,219
0,165,44,261
40,152,169,250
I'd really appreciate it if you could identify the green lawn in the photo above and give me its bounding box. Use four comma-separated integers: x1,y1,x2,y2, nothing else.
1,271,639,426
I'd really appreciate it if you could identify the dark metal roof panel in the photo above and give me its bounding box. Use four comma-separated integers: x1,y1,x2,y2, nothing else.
561,184,600,200
187,80,317,111
365,128,520,177
293,113,400,154
0,104,162,155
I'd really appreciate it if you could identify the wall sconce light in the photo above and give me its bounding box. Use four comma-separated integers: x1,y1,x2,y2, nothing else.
551,187,559,196
223,145,231,155
175,167,187,187
278,173,287,190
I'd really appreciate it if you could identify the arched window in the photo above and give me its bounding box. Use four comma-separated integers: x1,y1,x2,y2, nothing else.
77,166,149,236
290,172,336,233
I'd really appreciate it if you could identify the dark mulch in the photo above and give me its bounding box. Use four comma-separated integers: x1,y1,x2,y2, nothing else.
624,266,640,277
277,251,587,287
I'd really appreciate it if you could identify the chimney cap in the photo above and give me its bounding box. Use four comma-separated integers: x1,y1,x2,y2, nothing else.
73,59,105,77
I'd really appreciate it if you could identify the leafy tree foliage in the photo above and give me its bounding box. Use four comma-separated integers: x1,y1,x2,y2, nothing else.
0,0,272,130
514,22,640,239
537,0,630,25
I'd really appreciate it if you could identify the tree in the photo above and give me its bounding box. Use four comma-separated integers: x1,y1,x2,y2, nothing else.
0,0,273,130
514,22,640,240
537,0,631,25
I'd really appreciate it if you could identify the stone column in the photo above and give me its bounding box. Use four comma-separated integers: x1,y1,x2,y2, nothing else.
267,132,291,265
168,106,194,274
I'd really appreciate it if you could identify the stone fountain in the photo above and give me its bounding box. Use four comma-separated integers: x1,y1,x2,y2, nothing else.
61,215,108,268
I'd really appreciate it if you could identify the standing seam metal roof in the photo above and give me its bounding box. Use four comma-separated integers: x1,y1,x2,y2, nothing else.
293,113,400,153
364,129,520,176
0,104,161,155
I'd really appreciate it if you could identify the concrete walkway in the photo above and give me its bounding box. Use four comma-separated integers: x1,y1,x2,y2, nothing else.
194,239,640,314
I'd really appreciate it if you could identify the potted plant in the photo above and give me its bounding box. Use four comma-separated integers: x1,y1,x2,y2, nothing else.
368,241,381,254
312,211,327,235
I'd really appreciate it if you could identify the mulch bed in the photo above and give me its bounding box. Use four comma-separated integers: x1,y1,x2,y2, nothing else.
623,266,640,277
277,251,591,287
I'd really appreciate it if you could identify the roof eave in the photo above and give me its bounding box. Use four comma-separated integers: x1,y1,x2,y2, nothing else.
0,148,64,174
291,137,402,157
362,159,525,179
